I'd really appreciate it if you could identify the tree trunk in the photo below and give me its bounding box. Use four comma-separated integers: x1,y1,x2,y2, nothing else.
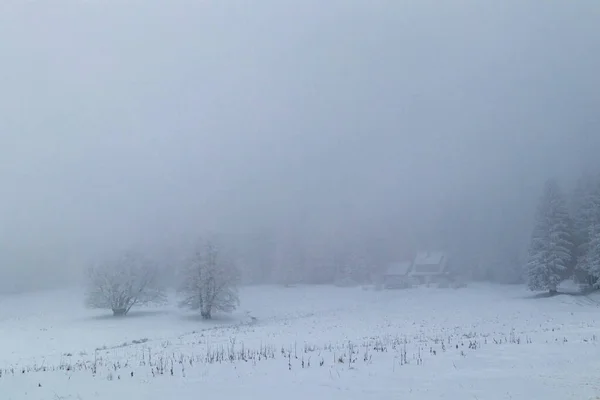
112,308,128,317
588,275,596,287
200,309,211,319
548,288,558,296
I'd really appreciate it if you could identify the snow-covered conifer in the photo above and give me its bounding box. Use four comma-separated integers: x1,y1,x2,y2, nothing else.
571,173,597,284
526,179,574,294
575,175,600,286
586,228,600,286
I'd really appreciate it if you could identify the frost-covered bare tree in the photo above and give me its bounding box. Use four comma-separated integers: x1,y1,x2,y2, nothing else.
85,252,166,316
178,239,240,319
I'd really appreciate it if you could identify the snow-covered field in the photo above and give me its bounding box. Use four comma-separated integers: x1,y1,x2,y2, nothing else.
1,284,600,400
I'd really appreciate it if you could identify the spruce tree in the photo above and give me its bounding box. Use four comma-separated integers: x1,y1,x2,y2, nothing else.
577,176,600,286
572,173,597,285
527,179,574,294
586,228,600,286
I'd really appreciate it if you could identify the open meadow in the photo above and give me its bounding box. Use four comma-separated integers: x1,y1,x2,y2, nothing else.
1,284,599,400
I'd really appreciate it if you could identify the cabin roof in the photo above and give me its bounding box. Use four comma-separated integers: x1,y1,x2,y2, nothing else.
410,251,448,276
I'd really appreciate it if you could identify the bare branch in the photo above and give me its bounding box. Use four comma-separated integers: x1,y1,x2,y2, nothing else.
85,251,166,316
178,238,240,319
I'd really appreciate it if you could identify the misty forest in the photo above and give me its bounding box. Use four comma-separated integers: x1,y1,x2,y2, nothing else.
1,1,599,399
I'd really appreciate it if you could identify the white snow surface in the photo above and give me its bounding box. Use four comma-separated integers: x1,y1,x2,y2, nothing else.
1,284,600,399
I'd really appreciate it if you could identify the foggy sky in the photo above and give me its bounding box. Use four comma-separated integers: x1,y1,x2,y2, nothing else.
0,1,599,288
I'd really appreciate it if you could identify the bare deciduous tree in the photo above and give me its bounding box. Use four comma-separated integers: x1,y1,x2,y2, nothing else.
85,252,166,316
178,239,240,319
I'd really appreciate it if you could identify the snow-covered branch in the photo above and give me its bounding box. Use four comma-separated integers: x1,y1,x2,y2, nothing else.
178,239,240,319
85,252,166,316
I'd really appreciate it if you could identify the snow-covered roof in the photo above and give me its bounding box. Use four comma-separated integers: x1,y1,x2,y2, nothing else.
384,261,412,276
410,251,448,275
413,251,445,265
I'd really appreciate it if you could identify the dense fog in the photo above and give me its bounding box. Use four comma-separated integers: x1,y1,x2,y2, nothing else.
0,1,599,291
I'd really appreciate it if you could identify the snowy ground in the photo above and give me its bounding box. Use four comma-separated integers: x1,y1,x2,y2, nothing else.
1,283,600,400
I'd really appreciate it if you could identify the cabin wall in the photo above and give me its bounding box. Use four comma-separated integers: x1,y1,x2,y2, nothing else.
383,275,411,289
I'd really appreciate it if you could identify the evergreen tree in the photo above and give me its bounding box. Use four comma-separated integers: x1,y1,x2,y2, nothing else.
572,173,597,285
586,228,600,286
527,179,574,294
576,175,600,286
